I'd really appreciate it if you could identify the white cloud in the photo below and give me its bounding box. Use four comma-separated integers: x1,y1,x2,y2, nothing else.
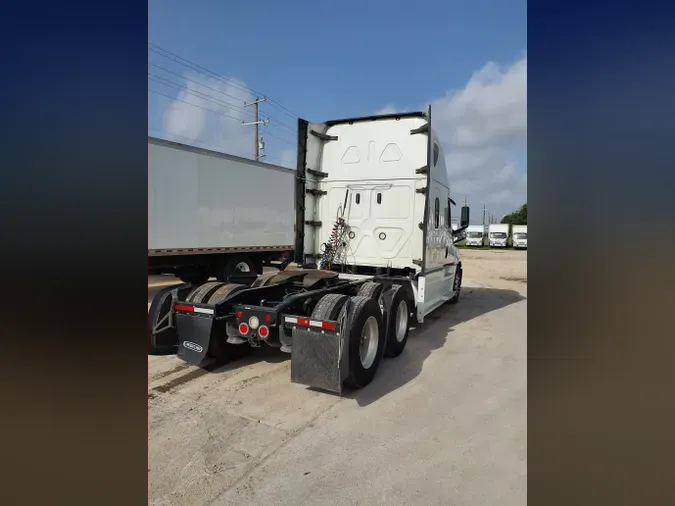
377,53,527,221
433,54,527,221
433,55,527,150
161,72,261,159
279,148,296,169
374,104,399,115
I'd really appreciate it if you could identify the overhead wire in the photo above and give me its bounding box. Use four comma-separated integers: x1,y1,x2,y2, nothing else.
149,88,297,148
150,63,256,112
148,58,298,137
149,43,300,124
149,74,254,118
148,43,301,162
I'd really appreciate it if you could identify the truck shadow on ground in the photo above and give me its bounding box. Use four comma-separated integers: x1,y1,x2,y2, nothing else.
207,344,289,373
346,286,526,407
180,287,524,402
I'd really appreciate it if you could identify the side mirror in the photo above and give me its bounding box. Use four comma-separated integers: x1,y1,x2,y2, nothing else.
460,206,470,228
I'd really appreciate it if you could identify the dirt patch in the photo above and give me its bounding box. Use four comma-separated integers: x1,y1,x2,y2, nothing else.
152,362,191,381
152,361,219,394
501,276,527,284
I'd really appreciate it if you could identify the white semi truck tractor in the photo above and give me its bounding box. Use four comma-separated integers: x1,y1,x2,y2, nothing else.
148,108,470,394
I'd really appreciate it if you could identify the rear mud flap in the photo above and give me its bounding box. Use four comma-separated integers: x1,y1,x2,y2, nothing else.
176,313,215,367
290,327,348,394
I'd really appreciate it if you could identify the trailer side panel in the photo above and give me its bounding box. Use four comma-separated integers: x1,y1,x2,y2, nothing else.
149,137,295,251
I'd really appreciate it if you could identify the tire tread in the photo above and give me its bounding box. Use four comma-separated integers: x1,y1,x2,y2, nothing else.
186,282,225,303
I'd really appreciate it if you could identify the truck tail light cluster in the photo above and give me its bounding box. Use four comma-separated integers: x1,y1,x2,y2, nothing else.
284,316,337,331
235,309,273,337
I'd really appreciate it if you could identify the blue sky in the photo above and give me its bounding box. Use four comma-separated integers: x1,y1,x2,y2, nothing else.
149,0,527,219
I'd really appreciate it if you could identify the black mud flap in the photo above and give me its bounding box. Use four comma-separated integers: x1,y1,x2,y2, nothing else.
290,326,350,395
176,313,214,367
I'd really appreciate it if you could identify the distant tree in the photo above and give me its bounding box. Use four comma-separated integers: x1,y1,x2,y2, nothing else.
501,203,527,225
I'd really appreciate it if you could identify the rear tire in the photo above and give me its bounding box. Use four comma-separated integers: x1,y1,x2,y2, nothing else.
343,296,385,390
185,282,225,303
206,283,247,304
358,281,384,300
311,293,350,320
384,286,414,358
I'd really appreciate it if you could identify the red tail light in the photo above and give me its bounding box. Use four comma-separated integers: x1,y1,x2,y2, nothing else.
239,322,249,335
264,314,271,322
258,325,269,338
237,311,243,318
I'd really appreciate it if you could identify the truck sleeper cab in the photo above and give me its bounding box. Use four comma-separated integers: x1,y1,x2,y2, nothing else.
148,108,470,394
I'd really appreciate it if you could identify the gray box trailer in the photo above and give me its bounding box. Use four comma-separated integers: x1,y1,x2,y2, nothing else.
148,137,295,283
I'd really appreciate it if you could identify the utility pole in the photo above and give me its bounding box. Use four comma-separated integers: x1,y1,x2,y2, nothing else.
482,204,486,226
242,96,269,161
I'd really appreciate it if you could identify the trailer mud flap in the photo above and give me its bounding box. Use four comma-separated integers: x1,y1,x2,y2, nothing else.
290,326,347,394
175,313,214,366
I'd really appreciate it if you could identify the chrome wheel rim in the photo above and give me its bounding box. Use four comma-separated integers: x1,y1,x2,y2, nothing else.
395,300,408,342
359,316,379,369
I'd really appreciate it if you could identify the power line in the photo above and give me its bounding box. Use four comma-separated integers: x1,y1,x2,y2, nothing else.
149,73,297,139
149,43,299,120
150,43,299,119
149,88,297,148
150,88,242,122
149,75,296,143
149,74,254,118
148,60,298,136
150,63,255,112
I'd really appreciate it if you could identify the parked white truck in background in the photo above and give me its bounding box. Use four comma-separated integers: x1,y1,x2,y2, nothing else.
512,225,527,249
148,137,295,283
149,108,471,393
465,224,485,247
488,223,509,248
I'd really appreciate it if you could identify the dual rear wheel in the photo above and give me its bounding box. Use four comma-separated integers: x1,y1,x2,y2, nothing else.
310,283,414,390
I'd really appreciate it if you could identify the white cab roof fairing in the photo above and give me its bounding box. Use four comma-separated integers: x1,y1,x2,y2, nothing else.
310,112,429,183
299,112,431,270
428,127,450,190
